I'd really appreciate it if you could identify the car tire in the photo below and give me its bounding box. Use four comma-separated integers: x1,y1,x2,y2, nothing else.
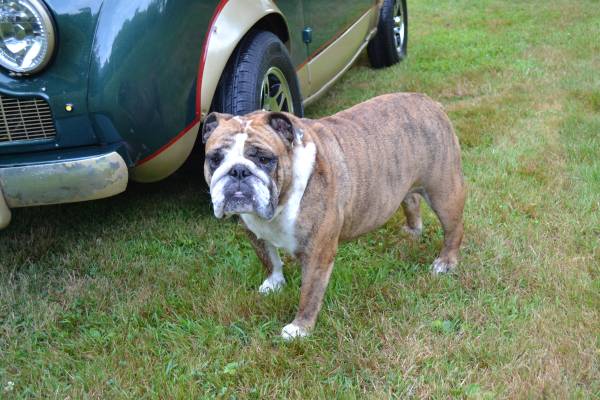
214,30,303,117
367,0,408,68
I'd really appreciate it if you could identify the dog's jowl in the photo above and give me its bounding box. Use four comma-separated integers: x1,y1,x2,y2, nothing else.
202,93,466,339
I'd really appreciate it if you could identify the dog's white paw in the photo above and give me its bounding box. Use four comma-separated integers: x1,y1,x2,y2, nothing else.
258,273,285,294
431,258,456,275
402,222,423,237
281,323,309,340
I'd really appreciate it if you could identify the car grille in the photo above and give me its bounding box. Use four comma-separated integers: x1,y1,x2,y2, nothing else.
0,94,57,143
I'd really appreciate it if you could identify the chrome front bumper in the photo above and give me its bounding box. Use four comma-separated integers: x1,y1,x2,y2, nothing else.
0,151,128,229
0,187,10,229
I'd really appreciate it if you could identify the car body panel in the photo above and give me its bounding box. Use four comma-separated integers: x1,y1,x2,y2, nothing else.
87,0,216,171
303,6,378,105
304,0,374,56
129,119,200,182
302,0,376,97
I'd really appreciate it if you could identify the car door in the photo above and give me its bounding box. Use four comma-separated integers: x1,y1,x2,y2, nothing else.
302,0,377,99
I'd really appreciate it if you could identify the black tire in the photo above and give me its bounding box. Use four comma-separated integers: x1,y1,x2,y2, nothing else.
214,30,303,117
367,0,408,68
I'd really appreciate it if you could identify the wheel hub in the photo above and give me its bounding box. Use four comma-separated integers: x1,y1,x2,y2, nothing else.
260,67,294,113
392,1,405,56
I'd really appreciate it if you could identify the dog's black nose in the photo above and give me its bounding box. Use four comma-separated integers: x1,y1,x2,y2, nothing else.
229,164,251,179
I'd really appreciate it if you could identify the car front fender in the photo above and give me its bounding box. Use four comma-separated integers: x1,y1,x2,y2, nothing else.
198,1,290,117
88,0,290,183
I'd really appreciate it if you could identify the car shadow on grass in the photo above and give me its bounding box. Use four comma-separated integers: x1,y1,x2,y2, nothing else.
0,147,217,266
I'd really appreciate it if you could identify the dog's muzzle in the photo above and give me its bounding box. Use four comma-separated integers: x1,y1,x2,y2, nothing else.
223,164,256,214
212,163,276,219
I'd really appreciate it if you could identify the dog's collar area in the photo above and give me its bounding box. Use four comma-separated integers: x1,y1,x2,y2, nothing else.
294,128,304,144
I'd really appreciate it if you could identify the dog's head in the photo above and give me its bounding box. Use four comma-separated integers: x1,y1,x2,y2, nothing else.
202,111,300,219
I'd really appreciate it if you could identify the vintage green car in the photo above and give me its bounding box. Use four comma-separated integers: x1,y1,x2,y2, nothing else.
0,0,407,229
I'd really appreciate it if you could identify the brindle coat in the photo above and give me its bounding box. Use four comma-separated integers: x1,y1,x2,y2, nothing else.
203,93,466,336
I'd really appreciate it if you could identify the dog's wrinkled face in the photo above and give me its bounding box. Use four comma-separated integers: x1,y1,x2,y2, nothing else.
202,111,296,220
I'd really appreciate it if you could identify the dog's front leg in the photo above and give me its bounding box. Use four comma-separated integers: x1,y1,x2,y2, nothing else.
281,240,338,340
244,229,285,294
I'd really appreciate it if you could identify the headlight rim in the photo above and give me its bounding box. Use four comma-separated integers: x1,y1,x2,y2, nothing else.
0,0,56,76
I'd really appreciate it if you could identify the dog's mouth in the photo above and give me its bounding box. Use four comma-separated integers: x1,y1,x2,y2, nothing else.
212,177,276,220
223,190,255,215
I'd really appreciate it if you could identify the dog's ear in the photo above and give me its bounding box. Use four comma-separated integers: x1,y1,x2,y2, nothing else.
268,112,300,147
202,112,232,143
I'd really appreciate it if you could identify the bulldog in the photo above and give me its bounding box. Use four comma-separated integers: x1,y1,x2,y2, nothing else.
202,93,466,339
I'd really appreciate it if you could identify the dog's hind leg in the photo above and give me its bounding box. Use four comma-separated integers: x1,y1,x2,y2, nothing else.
425,180,466,274
402,192,423,237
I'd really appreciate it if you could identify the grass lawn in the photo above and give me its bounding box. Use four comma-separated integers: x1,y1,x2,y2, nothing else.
1,0,599,398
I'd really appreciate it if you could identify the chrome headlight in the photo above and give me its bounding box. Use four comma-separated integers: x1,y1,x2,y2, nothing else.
0,0,55,75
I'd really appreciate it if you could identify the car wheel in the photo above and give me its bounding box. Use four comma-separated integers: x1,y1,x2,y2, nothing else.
215,30,303,116
367,0,408,68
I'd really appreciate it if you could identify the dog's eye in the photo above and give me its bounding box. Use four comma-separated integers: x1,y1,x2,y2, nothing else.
208,153,223,168
248,149,276,169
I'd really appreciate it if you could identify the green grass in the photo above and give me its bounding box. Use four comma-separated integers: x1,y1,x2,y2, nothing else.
1,0,599,398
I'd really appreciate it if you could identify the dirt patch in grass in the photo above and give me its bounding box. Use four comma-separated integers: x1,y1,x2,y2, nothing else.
569,89,600,113
448,89,530,148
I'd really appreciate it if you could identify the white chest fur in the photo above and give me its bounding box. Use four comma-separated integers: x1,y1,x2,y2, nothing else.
241,140,316,254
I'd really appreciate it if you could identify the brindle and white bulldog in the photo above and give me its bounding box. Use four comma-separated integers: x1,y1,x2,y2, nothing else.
202,93,466,339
